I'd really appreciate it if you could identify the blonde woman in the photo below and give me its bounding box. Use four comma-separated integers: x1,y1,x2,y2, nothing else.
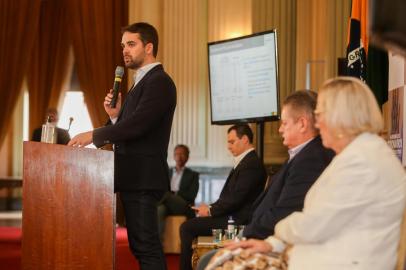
206,77,406,270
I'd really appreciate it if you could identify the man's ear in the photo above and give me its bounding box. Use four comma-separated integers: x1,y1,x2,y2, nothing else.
241,134,249,144
145,43,153,55
299,116,308,133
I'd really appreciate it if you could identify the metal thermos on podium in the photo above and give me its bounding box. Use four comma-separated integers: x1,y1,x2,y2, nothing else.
41,116,56,144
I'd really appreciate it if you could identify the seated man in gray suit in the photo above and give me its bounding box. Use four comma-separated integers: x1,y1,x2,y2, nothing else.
157,144,199,239
242,90,334,239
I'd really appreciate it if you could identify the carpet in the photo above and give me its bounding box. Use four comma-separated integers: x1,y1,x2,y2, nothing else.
0,226,180,270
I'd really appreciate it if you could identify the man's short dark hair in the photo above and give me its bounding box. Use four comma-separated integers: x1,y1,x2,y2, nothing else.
283,90,317,123
174,144,190,157
228,124,254,143
46,108,58,116
122,22,159,57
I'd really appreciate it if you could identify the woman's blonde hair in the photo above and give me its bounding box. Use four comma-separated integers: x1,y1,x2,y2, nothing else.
317,76,384,136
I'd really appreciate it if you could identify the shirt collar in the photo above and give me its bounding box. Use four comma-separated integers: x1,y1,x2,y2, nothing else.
132,62,161,86
173,166,185,174
233,148,255,168
288,137,315,161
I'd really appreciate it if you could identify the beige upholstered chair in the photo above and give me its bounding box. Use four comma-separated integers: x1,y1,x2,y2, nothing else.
163,215,187,254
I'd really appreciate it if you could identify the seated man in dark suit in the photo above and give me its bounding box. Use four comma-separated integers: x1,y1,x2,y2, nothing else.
31,108,70,145
157,144,199,239
180,124,267,270
242,90,335,239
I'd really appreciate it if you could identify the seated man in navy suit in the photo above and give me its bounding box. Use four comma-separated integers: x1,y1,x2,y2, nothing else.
157,144,199,239
243,90,335,239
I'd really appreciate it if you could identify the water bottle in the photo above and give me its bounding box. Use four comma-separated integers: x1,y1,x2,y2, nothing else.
41,116,57,144
227,216,235,239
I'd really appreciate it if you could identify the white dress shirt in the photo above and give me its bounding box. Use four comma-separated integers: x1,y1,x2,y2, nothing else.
233,148,255,169
170,167,184,193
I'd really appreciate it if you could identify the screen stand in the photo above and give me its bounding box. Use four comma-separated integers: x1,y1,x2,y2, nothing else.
256,122,265,163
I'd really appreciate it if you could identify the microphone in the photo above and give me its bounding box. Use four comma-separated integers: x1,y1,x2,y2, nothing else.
110,66,125,108
68,117,74,131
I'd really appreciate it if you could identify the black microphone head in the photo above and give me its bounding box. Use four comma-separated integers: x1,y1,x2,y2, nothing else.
68,117,74,131
115,66,124,78
111,66,124,108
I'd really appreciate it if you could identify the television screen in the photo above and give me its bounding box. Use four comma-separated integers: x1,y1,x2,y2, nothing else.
208,30,280,125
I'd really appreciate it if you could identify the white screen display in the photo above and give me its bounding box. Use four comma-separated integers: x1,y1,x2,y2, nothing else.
208,31,279,124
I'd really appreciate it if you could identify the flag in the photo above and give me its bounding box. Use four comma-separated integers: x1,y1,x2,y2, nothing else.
346,0,389,107
346,0,368,82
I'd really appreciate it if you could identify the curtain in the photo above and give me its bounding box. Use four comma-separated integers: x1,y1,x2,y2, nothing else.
27,0,71,136
0,0,41,147
67,0,128,128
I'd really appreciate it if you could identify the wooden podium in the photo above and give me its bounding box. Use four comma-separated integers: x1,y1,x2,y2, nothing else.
22,141,115,270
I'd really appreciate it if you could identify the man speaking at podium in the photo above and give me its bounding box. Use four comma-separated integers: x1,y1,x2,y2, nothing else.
69,22,177,270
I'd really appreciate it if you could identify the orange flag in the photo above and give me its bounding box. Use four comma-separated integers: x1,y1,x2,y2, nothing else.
346,0,368,82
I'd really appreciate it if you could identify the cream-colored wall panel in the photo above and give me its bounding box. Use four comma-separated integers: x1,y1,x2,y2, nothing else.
128,0,164,87
296,0,350,90
205,0,253,166
162,0,209,164
128,0,208,164
252,0,296,164
126,0,350,166
208,0,252,42
129,0,163,27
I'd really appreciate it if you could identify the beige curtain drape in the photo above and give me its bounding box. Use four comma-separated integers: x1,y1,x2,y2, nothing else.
27,0,71,136
67,0,128,128
0,0,41,147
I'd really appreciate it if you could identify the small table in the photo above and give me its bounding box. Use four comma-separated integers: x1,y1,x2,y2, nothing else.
0,177,22,210
191,236,222,269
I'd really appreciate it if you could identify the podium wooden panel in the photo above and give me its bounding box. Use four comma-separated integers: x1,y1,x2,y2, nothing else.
22,142,115,270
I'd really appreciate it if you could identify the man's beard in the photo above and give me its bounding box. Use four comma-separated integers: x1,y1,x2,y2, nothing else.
125,58,143,69
124,54,145,70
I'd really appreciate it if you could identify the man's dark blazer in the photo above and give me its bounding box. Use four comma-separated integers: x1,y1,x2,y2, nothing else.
31,126,71,145
210,150,267,224
93,64,177,192
169,167,199,204
243,136,334,239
